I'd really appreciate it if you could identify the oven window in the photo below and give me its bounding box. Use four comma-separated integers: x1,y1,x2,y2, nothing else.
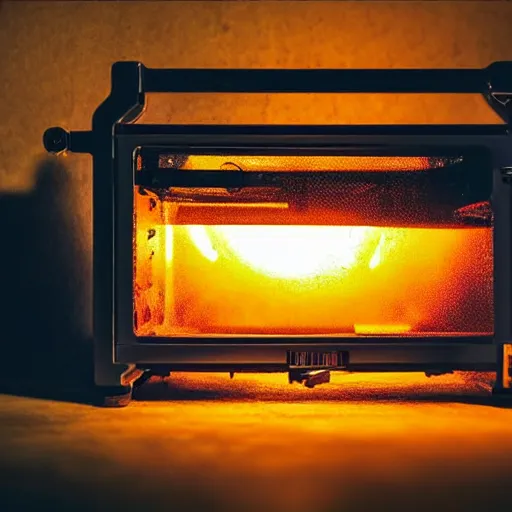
132,149,493,338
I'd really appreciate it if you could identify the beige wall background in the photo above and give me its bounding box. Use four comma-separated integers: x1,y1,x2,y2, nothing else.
1,1,511,386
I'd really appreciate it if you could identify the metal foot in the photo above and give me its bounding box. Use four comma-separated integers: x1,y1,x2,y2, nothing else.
491,387,512,408
288,369,331,388
96,385,133,408
133,370,153,389
425,370,454,378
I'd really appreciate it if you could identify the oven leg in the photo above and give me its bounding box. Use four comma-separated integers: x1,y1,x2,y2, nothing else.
94,359,144,407
288,369,331,388
492,343,512,400
97,385,133,407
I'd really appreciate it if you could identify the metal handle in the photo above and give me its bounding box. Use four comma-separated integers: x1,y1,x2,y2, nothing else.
140,61,512,94
142,67,485,94
43,61,512,154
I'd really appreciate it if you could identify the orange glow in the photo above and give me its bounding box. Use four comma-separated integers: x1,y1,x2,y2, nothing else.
368,234,385,269
187,226,219,263
165,225,174,262
179,155,448,172
133,191,494,338
354,323,412,335
180,202,289,210
203,225,374,279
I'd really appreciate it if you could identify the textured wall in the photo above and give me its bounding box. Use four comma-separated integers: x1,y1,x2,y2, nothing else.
0,1,511,387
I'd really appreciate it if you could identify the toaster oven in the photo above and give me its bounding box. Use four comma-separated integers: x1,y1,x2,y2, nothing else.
43,61,512,406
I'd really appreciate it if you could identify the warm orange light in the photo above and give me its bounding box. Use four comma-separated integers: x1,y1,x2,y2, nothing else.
187,226,219,263
179,155,447,172
354,324,412,335
368,234,384,269
135,188,494,338
192,225,377,279
165,225,174,262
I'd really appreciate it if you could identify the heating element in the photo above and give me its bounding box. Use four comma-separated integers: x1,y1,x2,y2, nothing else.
44,61,512,406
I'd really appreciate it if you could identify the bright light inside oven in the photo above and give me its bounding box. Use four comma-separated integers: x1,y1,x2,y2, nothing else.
188,225,377,279
368,234,385,270
187,226,219,262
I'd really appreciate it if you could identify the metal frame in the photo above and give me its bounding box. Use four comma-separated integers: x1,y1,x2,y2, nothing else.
43,61,512,396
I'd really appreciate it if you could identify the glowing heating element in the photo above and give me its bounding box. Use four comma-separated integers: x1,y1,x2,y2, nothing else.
177,155,448,172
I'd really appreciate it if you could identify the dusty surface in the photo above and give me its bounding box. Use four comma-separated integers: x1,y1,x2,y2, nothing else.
1,372,511,512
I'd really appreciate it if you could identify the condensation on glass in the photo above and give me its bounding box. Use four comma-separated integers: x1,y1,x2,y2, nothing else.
132,149,494,339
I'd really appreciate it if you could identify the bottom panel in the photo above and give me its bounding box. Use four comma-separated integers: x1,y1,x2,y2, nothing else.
117,342,496,371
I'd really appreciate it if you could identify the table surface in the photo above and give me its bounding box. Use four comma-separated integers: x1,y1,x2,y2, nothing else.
0,371,510,512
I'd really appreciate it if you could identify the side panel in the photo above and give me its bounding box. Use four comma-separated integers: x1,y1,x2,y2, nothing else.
492,135,512,389
92,63,145,389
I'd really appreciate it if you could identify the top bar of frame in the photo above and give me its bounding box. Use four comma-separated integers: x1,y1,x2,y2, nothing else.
139,62,512,94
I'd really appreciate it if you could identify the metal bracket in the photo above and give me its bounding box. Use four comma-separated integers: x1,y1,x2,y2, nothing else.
43,61,146,156
488,94,512,124
500,167,512,184
484,62,512,124
43,127,92,155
